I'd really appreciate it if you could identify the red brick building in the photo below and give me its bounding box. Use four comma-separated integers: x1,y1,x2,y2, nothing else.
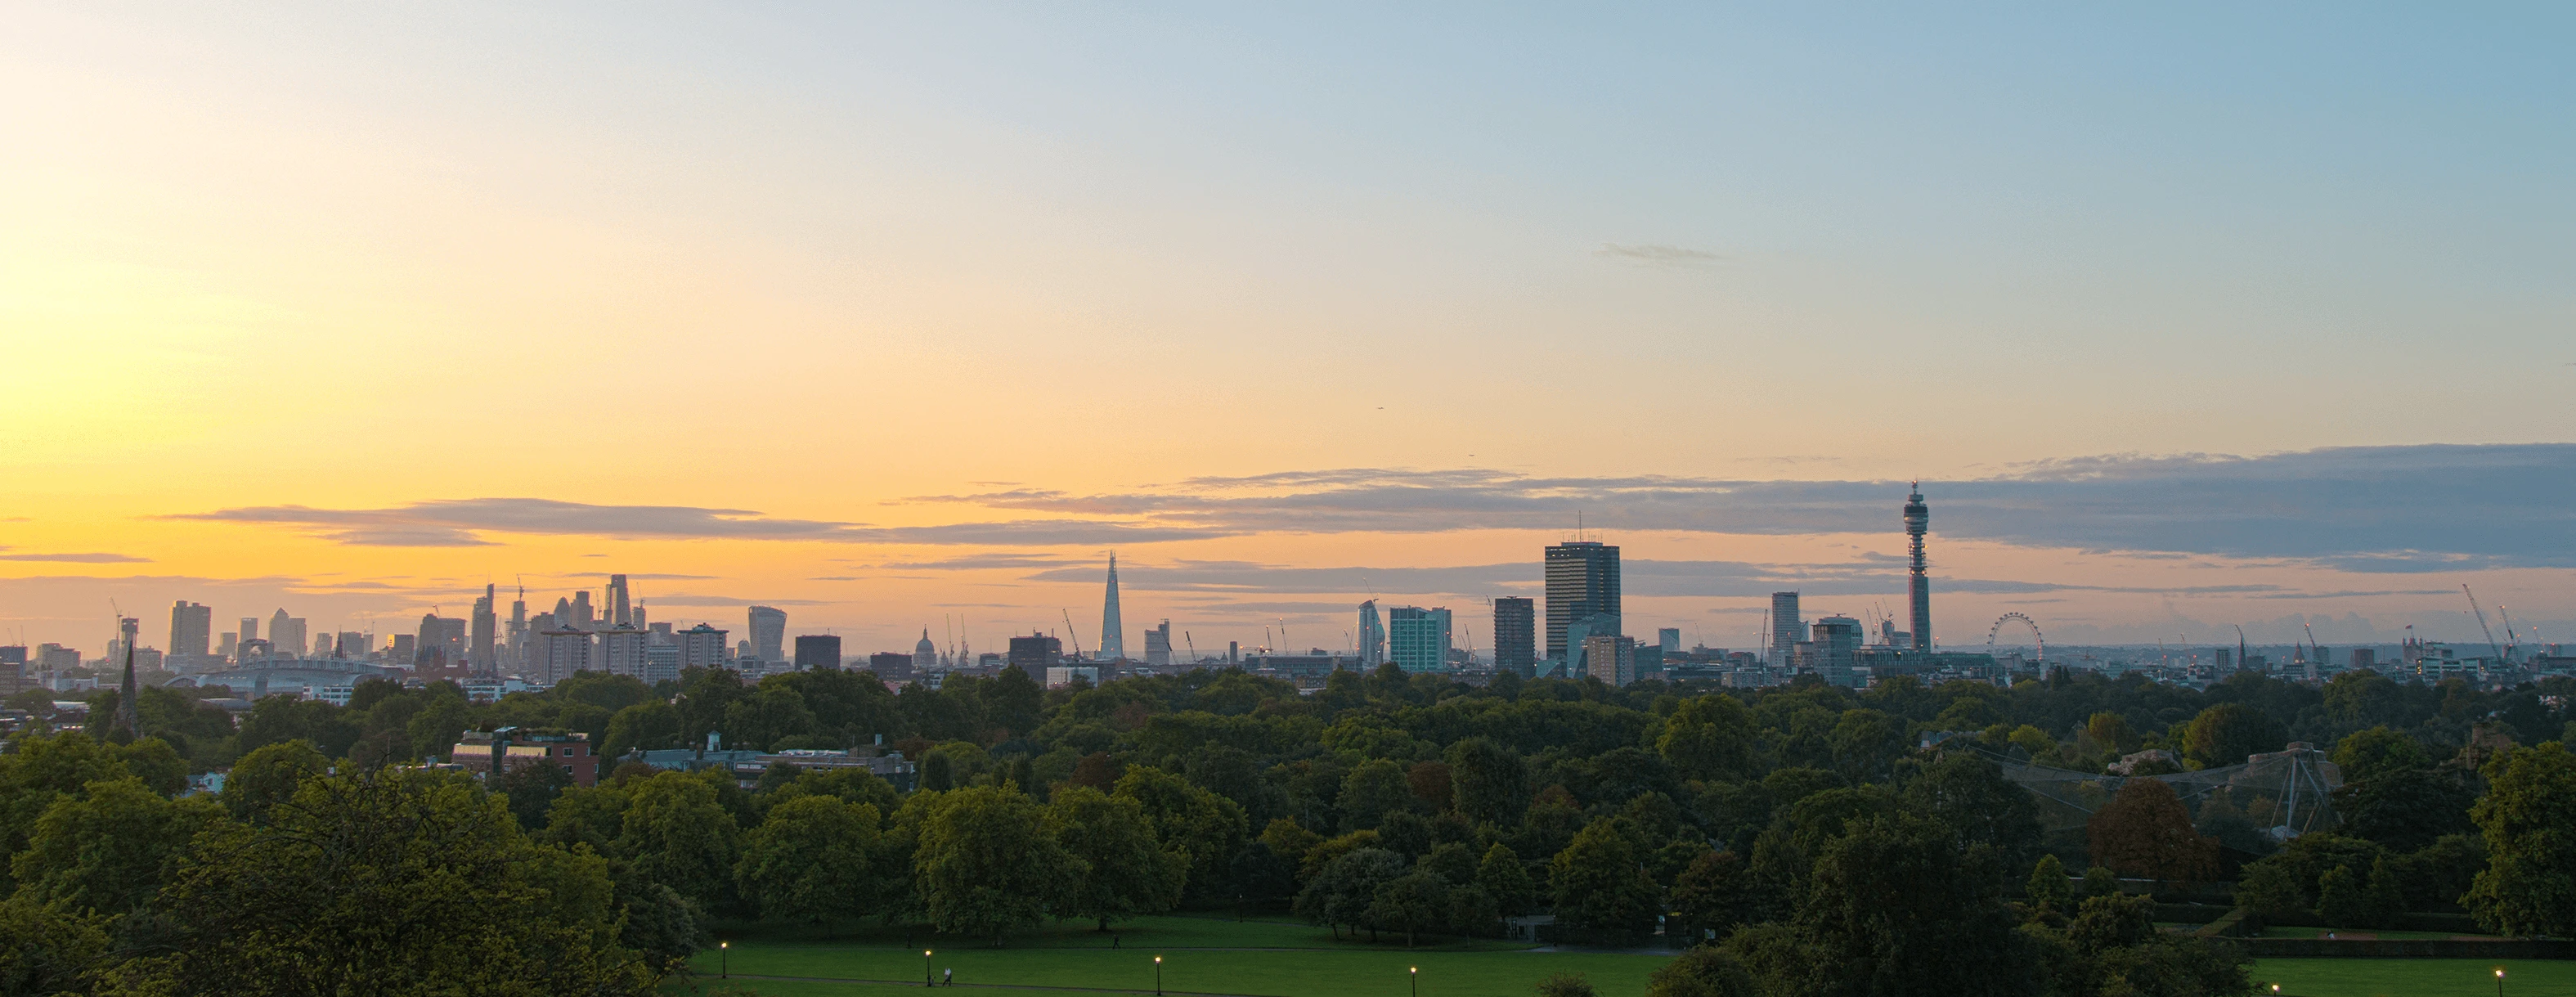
450,726,599,787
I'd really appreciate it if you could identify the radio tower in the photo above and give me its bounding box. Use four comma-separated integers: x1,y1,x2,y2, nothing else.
1904,483,1932,651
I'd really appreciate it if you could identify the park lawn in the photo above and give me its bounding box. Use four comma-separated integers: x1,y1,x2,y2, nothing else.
681,915,1671,997
2254,959,2576,997
2260,927,2502,941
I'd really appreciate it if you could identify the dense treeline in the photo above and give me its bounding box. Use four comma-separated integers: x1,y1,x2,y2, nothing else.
3,662,2571,995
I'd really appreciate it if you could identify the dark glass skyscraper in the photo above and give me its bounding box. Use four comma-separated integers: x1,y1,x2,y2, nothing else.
1492,597,1536,674
1544,541,1620,662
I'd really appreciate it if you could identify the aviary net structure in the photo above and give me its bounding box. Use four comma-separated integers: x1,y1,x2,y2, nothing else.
1979,743,2344,842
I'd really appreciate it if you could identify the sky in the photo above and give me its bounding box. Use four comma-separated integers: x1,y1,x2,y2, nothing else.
2,4,2571,658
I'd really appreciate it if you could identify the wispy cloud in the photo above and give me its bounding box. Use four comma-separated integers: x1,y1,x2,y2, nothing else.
167,499,1222,547
906,444,2576,568
642,593,837,607
1596,243,1725,266
0,552,151,564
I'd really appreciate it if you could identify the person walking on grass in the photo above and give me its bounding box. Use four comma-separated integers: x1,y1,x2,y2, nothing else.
945,968,954,986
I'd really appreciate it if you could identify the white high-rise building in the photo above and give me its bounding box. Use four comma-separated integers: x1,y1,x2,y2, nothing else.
679,624,729,669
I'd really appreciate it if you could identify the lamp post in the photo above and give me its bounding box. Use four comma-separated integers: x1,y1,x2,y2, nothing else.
1155,955,1164,996
2497,968,2506,997
720,941,729,979
926,950,935,988
1411,966,1419,997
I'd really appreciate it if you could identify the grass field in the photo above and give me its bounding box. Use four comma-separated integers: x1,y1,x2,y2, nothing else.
2252,959,2576,997
665,915,2575,997
672,914,1668,997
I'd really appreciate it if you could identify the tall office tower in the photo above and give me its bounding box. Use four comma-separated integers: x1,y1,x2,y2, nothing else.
240,616,259,644
1904,483,1932,651
470,585,498,670
678,624,729,668
114,617,141,740
335,631,366,659
217,632,237,660
1389,606,1453,672
606,574,632,627
0,646,25,697
414,613,442,667
1144,621,1173,667
169,601,212,662
793,635,841,671
1544,541,1621,662
1097,555,1125,662
1358,600,1386,667
570,591,595,628
2349,649,2376,670
438,618,466,661
1008,632,1061,681
269,610,307,658
747,606,787,662
389,633,415,662
1769,592,1802,667
2215,648,2233,670
1492,597,1536,675
1658,628,1681,656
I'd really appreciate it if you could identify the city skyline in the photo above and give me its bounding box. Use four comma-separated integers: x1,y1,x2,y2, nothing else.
3,7,2572,653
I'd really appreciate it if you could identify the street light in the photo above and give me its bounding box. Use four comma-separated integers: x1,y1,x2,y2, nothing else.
720,941,729,979
926,950,935,988
1155,955,1164,996
1411,966,1419,997
2497,968,2506,997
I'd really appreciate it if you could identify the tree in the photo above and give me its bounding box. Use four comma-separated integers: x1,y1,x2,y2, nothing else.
1645,945,1759,997
617,771,742,911
2332,726,2433,783
1669,850,1757,945
1827,709,1907,782
2026,854,2072,915
1367,869,1450,945
2086,779,2218,883
736,795,882,925
496,760,574,831
1337,759,1416,831
110,770,655,995
2464,741,2576,937
1447,738,1530,825
1549,819,1662,945
2335,767,2475,852
1778,812,2037,997
1114,766,1248,900
914,785,1082,944
221,738,332,824
1903,752,2042,868
1049,786,1186,930
11,777,222,921
2181,703,2285,768
603,700,684,760
1535,972,1595,997
1295,847,1407,940
724,686,818,752
0,891,108,995
1476,842,1537,917
1658,694,1757,782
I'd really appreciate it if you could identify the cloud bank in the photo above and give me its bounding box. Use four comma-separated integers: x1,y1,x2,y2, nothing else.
168,445,2576,569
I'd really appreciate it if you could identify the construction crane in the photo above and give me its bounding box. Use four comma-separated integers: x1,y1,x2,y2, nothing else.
2498,606,2523,662
2303,622,2322,669
1184,631,1198,665
1061,609,1084,659
2463,585,2505,663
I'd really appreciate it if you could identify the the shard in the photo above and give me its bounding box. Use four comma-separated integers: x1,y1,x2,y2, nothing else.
1098,554,1126,662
